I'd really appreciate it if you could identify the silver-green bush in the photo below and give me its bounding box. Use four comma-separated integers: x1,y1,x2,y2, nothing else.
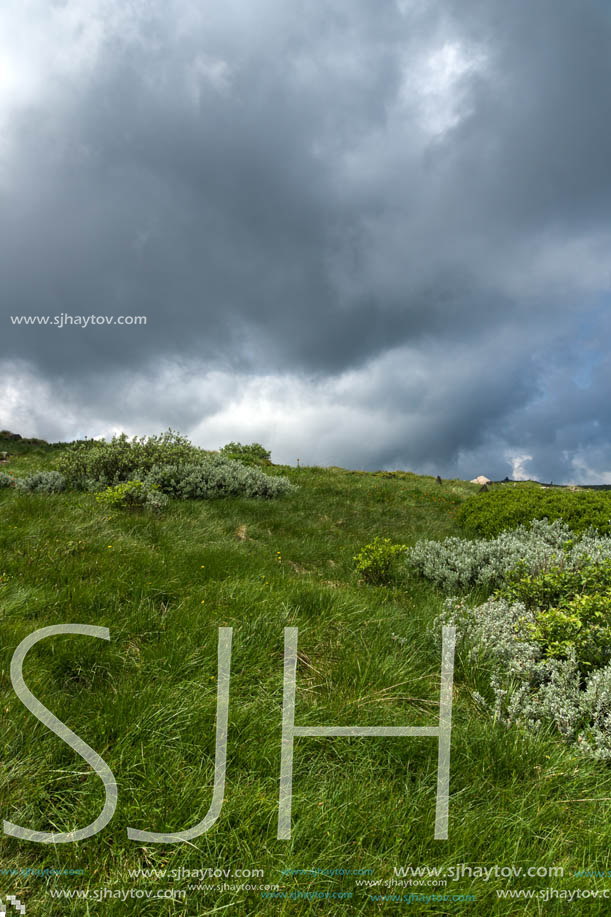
578,664,611,760
15,471,66,494
55,430,295,500
57,430,204,489
0,472,14,488
406,518,611,592
435,595,611,760
143,456,295,500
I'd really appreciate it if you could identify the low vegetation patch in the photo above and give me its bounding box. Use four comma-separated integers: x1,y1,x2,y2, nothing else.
420,523,611,761
95,480,168,512
353,536,408,585
219,441,272,466
498,559,611,668
406,517,611,593
437,593,611,761
143,457,294,500
457,483,611,536
14,471,66,493
55,431,293,501
57,430,205,488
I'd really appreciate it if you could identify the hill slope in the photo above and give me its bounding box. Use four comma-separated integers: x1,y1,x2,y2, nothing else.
1,439,609,915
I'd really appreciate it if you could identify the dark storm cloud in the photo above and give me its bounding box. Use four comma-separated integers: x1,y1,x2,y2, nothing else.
2,0,411,374
2,0,611,480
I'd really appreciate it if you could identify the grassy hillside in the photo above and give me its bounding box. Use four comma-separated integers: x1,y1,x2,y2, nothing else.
1,439,610,915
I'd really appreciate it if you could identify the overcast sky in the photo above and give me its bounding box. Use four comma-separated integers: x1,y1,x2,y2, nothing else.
2,0,611,481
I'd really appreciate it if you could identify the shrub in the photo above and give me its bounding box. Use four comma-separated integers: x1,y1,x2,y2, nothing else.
0,472,14,488
437,594,539,674
497,559,611,668
95,480,168,512
457,484,611,537
434,581,611,759
56,431,292,501
578,663,611,759
57,430,202,489
15,471,66,494
435,597,588,751
405,519,611,593
497,557,611,609
219,442,272,465
143,455,294,500
527,593,611,669
354,537,408,585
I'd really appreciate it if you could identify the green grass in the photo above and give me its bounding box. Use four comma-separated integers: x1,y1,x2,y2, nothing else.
1,443,610,915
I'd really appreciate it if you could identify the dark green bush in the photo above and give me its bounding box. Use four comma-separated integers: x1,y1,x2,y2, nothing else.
457,484,611,537
528,593,611,669
219,442,272,466
95,480,168,512
496,558,611,668
354,536,408,585
56,430,294,501
498,557,611,608
57,430,206,489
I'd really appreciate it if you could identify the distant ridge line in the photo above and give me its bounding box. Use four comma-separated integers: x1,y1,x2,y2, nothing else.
491,478,611,491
